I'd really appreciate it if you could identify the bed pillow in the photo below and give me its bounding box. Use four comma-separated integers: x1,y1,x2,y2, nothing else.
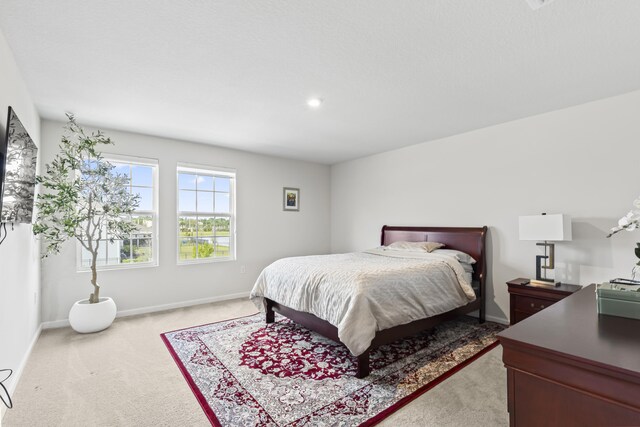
460,262,474,273
433,249,476,264
387,241,445,253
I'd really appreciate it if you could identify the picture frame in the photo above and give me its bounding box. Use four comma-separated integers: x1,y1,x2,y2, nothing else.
283,187,300,211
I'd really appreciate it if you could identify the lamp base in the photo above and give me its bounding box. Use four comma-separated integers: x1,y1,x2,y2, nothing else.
529,279,560,288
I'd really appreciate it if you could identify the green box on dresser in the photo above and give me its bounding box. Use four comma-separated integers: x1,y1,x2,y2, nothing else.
596,282,640,320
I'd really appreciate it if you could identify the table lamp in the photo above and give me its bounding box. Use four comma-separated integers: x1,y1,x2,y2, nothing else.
519,213,572,287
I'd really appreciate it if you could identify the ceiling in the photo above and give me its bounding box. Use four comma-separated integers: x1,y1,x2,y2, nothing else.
1,1,640,164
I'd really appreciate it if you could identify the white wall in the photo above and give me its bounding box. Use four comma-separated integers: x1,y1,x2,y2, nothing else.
40,120,331,323
331,89,640,323
0,30,41,404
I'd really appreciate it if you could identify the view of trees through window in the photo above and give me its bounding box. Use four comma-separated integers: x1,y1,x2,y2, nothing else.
178,217,230,259
77,161,234,267
178,168,234,261
79,161,156,268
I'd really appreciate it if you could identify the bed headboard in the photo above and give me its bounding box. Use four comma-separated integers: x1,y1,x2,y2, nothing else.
380,225,488,296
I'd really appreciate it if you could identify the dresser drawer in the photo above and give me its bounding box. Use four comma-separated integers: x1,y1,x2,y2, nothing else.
514,295,555,314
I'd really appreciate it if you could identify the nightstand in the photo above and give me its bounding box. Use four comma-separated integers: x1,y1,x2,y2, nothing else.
507,278,582,325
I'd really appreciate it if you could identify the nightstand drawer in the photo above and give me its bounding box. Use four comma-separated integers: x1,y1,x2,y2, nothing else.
507,278,581,325
514,295,555,314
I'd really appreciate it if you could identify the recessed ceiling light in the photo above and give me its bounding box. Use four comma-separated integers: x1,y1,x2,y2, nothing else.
307,97,323,109
525,0,556,10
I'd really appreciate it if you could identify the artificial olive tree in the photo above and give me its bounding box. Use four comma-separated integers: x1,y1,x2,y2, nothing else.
33,115,139,303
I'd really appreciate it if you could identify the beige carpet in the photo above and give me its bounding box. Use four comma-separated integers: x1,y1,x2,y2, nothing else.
2,299,508,426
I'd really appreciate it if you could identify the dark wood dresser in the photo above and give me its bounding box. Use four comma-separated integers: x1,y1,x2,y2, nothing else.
499,284,640,426
507,278,581,325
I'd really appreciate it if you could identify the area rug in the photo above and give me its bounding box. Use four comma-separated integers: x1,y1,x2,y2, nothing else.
161,313,504,427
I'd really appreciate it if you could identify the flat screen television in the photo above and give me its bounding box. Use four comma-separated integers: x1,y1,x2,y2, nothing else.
0,107,38,224
0,113,6,217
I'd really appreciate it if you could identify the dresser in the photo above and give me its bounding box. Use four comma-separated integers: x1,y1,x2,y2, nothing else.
499,285,640,426
507,278,581,325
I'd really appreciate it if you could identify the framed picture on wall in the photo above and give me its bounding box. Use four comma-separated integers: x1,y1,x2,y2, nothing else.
283,187,300,211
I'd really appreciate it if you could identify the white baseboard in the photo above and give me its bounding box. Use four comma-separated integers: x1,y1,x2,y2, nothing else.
40,318,70,329
116,292,249,318
485,314,509,325
10,324,42,395
1,323,42,421
40,302,511,330
41,292,249,330
466,309,509,326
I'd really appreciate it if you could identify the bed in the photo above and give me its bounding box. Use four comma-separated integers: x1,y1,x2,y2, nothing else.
250,225,487,378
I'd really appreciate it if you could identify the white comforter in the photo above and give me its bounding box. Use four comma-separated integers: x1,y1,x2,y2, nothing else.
250,248,476,356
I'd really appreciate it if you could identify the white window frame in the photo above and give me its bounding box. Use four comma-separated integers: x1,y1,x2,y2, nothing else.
176,162,236,264
76,154,159,272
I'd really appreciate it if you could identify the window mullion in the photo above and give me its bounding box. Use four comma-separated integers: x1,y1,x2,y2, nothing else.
80,158,157,270
177,167,234,263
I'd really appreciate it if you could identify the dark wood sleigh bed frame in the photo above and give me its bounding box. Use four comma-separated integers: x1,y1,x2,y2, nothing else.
265,225,488,378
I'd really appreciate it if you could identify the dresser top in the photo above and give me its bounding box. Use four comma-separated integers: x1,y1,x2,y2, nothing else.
499,284,640,376
507,278,582,295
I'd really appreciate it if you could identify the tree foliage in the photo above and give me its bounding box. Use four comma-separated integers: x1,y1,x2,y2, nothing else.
33,114,139,303
194,242,215,258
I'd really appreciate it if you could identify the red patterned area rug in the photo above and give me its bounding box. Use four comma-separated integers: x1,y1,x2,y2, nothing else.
161,313,504,427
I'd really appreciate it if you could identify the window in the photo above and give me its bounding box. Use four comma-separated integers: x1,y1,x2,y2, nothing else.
78,155,158,270
177,164,235,263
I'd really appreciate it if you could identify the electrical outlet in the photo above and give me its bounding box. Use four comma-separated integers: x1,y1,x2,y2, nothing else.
240,265,246,274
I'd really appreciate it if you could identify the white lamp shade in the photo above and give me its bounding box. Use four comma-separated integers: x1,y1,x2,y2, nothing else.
519,214,572,241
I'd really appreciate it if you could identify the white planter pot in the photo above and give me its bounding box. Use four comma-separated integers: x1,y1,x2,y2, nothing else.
69,297,117,333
